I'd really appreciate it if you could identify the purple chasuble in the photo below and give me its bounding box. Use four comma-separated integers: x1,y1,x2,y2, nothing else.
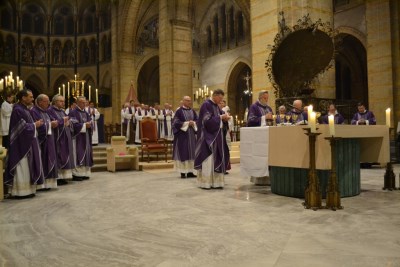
48,105,75,170
321,113,345,124
194,99,230,173
30,106,58,179
5,103,43,186
351,111,376,125
69,107,93,167
172,107,198,162
247,101,273,127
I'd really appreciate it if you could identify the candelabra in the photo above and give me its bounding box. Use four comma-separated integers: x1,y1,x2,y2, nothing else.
303,127,322,210
0,72,24,100
194,85,212,103
59,74,98,108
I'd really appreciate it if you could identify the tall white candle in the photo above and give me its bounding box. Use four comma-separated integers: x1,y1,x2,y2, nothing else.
58,87,61,95
309,112,316,133
67,82,70,98
0,79,3,91
328,114,335,136
386,108,391,127
89,85,91,101
307,105,313,122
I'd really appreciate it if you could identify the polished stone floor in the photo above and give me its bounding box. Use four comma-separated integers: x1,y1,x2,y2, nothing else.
1,164,400,267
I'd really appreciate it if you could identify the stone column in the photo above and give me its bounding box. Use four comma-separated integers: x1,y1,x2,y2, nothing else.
159,0,193,108
366,0,394,125
390,0,400,123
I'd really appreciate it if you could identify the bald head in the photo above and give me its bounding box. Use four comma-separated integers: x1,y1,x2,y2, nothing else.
293,100,303,110
182,96,192,108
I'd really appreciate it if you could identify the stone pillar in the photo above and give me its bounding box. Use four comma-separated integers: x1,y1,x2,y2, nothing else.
250,0,279,109
366,0,394,125
159,0,193,108
390,0,400,123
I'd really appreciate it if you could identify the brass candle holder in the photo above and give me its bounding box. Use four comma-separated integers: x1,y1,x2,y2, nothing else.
324,136,343,210
303,127,322,210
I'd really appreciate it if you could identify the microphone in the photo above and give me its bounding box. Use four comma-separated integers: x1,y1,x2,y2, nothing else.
287,104,303,112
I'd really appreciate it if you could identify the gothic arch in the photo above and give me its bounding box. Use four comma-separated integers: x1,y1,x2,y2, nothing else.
336,26,366,48
335,32,368,106
226,58,252,121
137,55,159,105
121,0,143,52
101,70,111,89
25,73,44,97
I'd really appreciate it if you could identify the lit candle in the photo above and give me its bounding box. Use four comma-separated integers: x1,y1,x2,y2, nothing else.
309,112,316,133
0,79,3,91
328,114,335,136
67,82,70,97
96,88,98,105
10,71,12,78
19,80,23,89
386,108,391,127
58,87,60,95
307,105,313,122
16,76,19,86
89,85,91,101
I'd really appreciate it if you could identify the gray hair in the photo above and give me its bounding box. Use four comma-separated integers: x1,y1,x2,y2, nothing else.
52,94,64,105
258,90,269,99
35,94,48,105
76,96,86,102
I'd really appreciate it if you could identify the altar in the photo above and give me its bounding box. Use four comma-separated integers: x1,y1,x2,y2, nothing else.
240,125,389,197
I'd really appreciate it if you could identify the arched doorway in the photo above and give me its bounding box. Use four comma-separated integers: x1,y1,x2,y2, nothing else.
335,34,368,105
25,74,43,97
137,56,159,105
227,62,251,121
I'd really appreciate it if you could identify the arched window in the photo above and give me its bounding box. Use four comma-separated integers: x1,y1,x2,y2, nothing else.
52,40,61,64
220,5,226,44
21,3,46,34
229,7,235,40
80,4,96,34
53,5,74,35
34,39,46,64
237,11,244,39
89,38,96,64
213,15,219,45
79,39,89,64
1,6,13,30
5,35,15,63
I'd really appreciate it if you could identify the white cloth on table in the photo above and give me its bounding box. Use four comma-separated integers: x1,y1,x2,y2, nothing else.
240,126,270,178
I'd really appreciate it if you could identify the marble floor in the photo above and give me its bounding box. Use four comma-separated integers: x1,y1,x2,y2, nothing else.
1,164,400,267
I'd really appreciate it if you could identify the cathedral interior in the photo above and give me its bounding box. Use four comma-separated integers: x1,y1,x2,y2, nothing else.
1,0,400,266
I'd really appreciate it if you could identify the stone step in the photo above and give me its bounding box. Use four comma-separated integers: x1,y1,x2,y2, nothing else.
230,151,240,158
93,157,107,164
92,163,107,172
230,157,240,164
139,161,174,171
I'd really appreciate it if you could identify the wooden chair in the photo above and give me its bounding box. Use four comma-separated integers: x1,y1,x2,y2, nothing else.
140,117,168,162
106,136,139,172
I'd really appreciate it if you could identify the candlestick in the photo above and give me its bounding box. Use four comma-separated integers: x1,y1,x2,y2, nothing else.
386,108,391,128
328,114,335,136
309,112,316,133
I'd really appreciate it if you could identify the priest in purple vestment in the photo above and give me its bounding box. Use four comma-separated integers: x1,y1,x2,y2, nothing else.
5,89,43,198
172,96,198,179
69,96,93,181
31,94,59,190
194,89,230,189
351,102,376,125
287,99,308,124
247,90,274,127
48,94,75,185
321,103,345,125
